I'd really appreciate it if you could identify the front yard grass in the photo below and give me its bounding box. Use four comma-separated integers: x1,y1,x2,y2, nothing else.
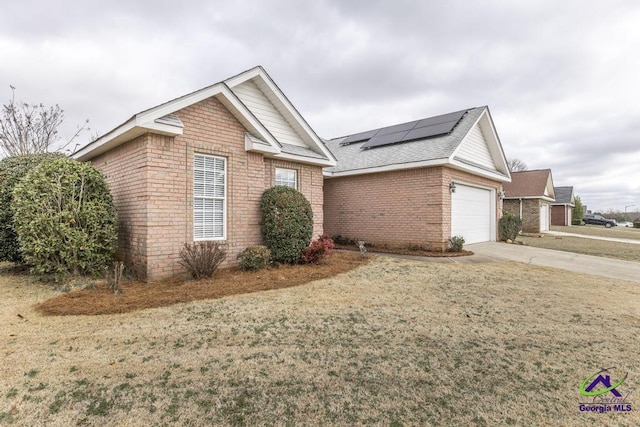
551,224,640,240
2,257,640,426
520,234,640,262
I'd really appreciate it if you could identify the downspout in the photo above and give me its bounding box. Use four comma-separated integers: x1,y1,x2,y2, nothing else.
519,198,523,219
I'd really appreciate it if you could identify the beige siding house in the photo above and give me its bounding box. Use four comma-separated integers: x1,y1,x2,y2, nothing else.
73,67,335,281
323,107,511,251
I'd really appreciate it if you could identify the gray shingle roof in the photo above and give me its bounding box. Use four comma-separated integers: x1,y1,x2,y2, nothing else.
324,107,485,173
552,186,574,205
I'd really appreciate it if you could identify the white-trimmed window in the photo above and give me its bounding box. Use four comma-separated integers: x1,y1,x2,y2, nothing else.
194,154,226,240
275,168,297,189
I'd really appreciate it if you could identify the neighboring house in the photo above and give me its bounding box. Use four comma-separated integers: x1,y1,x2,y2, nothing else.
73,66,336,281
551,186,575,226
323,107,511,251
502,169,555,233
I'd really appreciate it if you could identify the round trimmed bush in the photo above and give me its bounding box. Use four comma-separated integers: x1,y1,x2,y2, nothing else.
0,153,65,263
260,186,313,264
237,245,271,271
12,157,117,276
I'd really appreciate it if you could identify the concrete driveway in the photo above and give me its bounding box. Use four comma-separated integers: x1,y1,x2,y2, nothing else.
468,242,640,283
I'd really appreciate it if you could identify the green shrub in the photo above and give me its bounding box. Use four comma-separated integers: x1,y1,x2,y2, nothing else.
499,212,523,241
11,158,117,277
449,235,465,252
260,186,313,264
179,241,227,280
237,245,271,271
0,153,65,263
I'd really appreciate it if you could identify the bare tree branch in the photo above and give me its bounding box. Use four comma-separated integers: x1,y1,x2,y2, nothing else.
507,158,528,172
0,86,89,156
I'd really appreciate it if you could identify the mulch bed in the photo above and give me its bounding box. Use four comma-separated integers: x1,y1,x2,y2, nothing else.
36,252,371,317
334,244,473,257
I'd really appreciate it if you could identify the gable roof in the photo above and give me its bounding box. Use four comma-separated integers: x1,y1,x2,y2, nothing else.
503,169,555,201
72,66,336,167
552,186,575,206
323,106,511,182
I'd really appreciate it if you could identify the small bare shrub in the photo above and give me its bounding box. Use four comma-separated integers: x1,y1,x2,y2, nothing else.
179,241,227,280
108,261,124,294
237,245,271,271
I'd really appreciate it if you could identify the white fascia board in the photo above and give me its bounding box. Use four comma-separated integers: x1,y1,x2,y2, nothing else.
448,158,512,182
245,133,280,154
323,158,447,178
271,151,336,167
135,84,225,124
224,66,262,88
504,196,556,202
238,67,338,164
140,121,184,136
72,118,137,161
450,108,511,179
134,82,279,150
215,86,281,149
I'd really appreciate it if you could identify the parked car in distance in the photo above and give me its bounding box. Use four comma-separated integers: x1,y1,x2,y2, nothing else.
618,221,634,227
583,214,617,228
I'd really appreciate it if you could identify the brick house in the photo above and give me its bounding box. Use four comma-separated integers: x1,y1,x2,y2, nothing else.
551,186,575,226
73,67,335,281
502,169,555,233
323,107,512,250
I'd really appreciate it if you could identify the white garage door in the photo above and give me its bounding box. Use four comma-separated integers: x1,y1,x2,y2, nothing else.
451,184,493,244
540,204,549,231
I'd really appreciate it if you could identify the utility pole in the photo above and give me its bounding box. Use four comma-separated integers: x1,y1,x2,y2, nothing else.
625,204,635,221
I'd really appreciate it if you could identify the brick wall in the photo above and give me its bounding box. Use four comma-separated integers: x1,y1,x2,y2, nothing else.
503,198,542,233
324,166,503,251
91,135,150,279
93,96,323,281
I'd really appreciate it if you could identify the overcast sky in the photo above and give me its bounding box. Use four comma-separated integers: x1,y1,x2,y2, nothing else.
2,0,639,213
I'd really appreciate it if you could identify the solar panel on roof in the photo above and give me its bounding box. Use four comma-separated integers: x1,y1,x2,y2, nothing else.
340,129,380,145
414,110,466,129
361,130,410,149
360,109,467,149
375,120,420,136
400,120,459,142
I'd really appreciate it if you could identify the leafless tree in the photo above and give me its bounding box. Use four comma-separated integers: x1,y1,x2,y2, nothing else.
507,158,528,172
0,86,88,157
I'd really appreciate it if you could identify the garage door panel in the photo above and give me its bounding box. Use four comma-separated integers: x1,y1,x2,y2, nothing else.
451,185,492,244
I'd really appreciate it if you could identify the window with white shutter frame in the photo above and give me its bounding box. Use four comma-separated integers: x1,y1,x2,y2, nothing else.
194,154,226,240
275,168,297,189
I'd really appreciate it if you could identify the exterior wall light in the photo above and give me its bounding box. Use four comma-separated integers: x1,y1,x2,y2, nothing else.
498,190,506,200
449,182,456,193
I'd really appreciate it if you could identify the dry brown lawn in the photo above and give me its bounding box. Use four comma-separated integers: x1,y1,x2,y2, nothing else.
520,235,640,262
551,225,640,240
1,256,640,426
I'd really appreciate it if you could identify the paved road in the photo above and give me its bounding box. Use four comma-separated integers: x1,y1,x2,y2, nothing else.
468,242,640,283
543,230,640,245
